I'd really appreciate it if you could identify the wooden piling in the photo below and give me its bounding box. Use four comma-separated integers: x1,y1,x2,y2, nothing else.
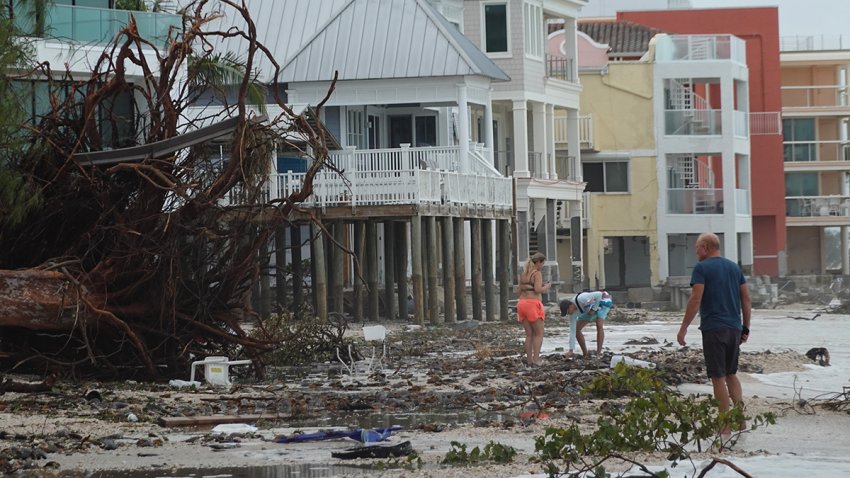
367,219,379,321
498,219,511,321
290,224,303,318
426,215,440,324
311,222,328,321
453,217,467,322
396,222,409,321
411,215,425,325
470,218,483,322
482,219,495,323
441,216,456,324
353,221,365,322
383,221,396,320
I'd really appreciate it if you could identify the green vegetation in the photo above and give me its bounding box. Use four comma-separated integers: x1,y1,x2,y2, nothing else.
534,363,776,477
0,8,42,228
442,440,518,465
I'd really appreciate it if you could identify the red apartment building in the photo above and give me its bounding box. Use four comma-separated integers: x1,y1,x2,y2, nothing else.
620,8,786,276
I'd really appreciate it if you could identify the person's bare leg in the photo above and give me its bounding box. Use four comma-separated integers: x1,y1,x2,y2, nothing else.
521,321,533,365
576,321,588,356
595,318,605,355
711,376,732,412
531,320,545,364
725,374,746,430
712,376,733,434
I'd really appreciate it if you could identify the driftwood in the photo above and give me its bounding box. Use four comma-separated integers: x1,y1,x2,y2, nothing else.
0,374,57,394
0,270,78,330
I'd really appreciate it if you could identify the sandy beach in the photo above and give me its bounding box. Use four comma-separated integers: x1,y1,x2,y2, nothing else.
1,304,849,477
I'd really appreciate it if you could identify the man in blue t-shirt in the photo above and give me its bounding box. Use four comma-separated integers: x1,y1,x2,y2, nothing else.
676,233,752,431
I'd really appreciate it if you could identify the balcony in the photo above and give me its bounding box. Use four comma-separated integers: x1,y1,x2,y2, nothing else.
781,85,850,112
261,145,513,211
786,196,850,226
545,54,576,82
15,4,180,45
655,35,747,65
554,114,593,149
750,112,782,135
665,110,721,135
780,35,850,52
667,188,750,215
784,141,850,168
668,188,724,214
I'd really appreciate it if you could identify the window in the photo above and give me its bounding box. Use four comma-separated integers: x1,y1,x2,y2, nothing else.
483,2,509,54
346,109,364,149
414,116,436,147
523,2,543,59
782,118,815,162
583,161,628,192
11,79,136,148
785,172,818,196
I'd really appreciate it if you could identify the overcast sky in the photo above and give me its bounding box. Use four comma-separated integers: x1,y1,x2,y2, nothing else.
580,0,850,37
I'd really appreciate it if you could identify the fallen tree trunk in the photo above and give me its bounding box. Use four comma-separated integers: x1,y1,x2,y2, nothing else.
0,269,80,330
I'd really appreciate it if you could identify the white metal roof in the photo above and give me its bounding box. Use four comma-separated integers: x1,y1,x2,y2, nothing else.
211,0,508,83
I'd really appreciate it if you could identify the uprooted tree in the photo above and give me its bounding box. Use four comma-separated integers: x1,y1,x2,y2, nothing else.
0,0,338,380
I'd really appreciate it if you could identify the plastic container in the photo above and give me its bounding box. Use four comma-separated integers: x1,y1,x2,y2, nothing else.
203,356,230,386
362,325,386,342
189,356,252,386
610,354,656,369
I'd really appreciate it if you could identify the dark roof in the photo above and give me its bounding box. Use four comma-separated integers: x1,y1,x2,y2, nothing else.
578,20,667,57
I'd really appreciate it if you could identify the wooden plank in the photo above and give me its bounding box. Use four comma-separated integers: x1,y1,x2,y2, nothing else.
158,414,286,427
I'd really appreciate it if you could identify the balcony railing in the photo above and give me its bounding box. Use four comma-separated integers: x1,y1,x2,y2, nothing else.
784,141,850,163
667,188,750,215
529,151,546,179
786,196,850,217
780,35,850,52
554,114,593,149
781,85,850,109
667,188,724,214
750,112,782,135
665,109,721,135
545,54,575,82
656,35,747,64
266,145,512,210
556,155,579,182
29,4,181,45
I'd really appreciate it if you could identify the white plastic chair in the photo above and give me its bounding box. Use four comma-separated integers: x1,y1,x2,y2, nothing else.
362,325,387,372
336,325,387,376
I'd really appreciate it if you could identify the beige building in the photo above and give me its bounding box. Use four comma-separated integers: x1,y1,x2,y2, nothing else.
781,35,850,275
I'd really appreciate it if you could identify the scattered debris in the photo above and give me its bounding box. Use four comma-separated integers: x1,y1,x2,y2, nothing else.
274,427,402,444
623,336,659,345
805,347,830,366
331,440,415,460
791,313,820,321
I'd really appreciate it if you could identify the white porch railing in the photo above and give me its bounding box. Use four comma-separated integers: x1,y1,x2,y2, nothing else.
786,196,850,217
750,112,782,135
784,141,850,162
554,114,593,148
781,85,850,109
271,145,512,209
